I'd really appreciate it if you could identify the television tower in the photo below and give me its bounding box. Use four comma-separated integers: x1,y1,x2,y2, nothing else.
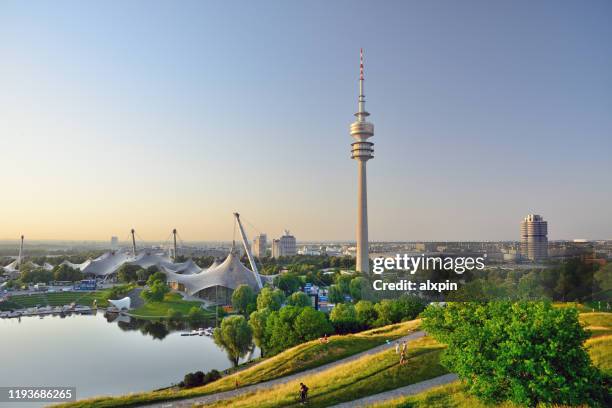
350,49,374,273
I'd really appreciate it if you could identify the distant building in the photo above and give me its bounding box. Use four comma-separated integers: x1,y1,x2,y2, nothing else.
110,236,118,250
272,230,297,258
415,242,437,253
520,214,548,261
253,233,267,258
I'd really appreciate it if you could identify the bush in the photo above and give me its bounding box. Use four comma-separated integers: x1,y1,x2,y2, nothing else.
182,369,222,388
422,301,609,407
166,308,183,322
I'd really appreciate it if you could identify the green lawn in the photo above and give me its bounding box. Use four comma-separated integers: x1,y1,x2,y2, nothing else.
1,290,112,310
202,336,446,408
57,320,422,408
130,292,213,318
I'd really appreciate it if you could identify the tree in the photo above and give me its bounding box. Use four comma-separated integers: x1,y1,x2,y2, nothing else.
264,306,302,354
422,301,608,407
213,315,253,366
594,263,612,292
349,277,366,301
273,273,302,295
395,294,426,321
294,307,333,341
147,271,167,286
256,287,285,311
141,280,170,302
231,284,257,316
287,291,311,307
187,306,207,324
374,299,403,326
335,274,353,294
117,264,141,283
327,284,345,304
329,302,359,333
249,308,270,356
355,300,378,328
52,264,83,282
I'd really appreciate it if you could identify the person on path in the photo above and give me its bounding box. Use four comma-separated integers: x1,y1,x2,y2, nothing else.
299,382,309,403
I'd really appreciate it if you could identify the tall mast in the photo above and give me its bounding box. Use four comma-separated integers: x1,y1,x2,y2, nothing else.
350,48,374,274
131,228,136,257
18,235,24,265
233,212,263,289
172,228,178,260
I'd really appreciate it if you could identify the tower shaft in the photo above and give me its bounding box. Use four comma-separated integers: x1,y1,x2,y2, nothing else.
356,161,369,272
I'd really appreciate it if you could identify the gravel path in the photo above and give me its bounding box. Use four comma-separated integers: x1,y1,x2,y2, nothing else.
328,373,459,408
142,331,427,407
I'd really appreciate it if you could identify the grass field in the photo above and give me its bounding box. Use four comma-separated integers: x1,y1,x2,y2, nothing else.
368,382,519,408
0,290,112,310
201,335,446,408
580,312,612,338
130,292,213,318
56,320,422,408
586,334,612,374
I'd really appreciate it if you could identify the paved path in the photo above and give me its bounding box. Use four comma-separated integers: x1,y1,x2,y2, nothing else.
329,373,459,408
143,331,427,407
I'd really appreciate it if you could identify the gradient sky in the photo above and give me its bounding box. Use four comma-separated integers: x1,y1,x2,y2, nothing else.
1,1,611,242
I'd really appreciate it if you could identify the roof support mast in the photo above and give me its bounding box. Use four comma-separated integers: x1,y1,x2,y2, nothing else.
131,228,137,257
18,235,24,266
172,228,178,260
233,212,263,290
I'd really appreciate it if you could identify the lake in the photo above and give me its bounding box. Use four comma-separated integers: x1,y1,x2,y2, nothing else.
0,312,258,407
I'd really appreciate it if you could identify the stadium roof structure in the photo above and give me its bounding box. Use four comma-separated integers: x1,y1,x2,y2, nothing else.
2,260,54,273
164,248,267,296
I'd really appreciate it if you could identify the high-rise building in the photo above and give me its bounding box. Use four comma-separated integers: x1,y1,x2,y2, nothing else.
350,49,374,273
110,236,118,250
520,214,548,261
253,233,267,258
272,230,297,258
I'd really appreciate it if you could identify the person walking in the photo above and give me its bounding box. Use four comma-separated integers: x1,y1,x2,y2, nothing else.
395,341,400,354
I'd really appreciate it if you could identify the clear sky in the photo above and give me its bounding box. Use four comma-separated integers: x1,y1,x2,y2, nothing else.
1,0,611,242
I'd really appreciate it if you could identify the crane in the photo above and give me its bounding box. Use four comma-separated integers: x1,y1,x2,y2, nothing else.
233,212,263,290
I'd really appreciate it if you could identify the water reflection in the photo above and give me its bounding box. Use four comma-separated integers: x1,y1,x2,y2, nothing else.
0,313,258,406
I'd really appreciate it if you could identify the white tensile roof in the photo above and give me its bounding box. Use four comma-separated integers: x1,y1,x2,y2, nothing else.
164,249,261,296
108,297,131,310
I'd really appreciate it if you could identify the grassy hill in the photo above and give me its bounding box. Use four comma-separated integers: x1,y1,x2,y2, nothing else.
202,336,446,408
57,319,421,408
371,311,612,408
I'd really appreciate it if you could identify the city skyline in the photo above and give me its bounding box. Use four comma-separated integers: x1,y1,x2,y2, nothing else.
1,1,611,241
